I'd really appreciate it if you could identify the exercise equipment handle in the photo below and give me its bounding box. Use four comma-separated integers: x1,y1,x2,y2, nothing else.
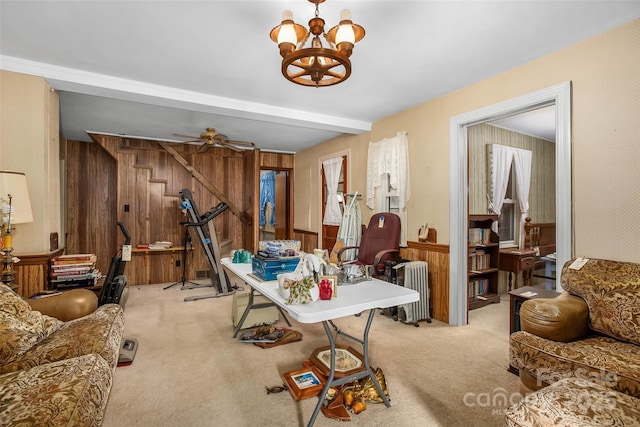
184,203,229,227
116,222,131,245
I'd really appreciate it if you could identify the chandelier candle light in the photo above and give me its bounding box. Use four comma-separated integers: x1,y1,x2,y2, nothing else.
270,0,365,87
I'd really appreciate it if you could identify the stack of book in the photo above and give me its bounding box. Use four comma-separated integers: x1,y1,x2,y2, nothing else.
468,250,490,271
468,227,491,245
50,254,101,289
469,278,490,298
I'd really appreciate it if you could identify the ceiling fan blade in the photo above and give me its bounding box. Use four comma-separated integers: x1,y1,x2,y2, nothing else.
172,133,201,140
226,140,255,147
219,141,243,152
197,142,210,153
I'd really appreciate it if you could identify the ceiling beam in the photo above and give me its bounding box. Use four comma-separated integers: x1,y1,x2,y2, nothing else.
1,55,372,135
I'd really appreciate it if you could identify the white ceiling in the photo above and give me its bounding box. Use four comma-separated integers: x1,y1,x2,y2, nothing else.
1,1,639,152
490,105,556,142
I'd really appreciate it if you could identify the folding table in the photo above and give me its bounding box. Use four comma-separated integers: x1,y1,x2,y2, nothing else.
221,258,419,426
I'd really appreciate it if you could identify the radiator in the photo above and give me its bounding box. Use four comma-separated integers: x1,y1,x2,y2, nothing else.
398,261,431,325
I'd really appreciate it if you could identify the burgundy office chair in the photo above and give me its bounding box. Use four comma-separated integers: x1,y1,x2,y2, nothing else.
337,212,401,277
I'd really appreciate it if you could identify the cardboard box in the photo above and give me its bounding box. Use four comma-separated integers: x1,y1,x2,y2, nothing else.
232,292,279,329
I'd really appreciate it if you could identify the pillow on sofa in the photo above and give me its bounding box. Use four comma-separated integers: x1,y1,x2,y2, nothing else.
587,289,640,346
562,258,640,346
519,293,590,342
0,284,62,367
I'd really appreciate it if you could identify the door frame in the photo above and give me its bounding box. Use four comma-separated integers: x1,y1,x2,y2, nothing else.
449,82,572,326
259,168,294,240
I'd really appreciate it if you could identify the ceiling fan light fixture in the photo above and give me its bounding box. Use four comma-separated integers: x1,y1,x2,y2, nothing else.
270,0,365,87
173,127,254,153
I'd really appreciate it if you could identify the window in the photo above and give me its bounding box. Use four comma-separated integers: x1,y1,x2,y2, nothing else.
376,173,400,216
498,164,518,247
366,132,410,245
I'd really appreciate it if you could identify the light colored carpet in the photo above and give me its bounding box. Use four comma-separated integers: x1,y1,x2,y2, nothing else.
103,283,521,427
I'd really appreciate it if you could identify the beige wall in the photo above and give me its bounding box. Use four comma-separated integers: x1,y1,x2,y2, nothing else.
295,18,640,263
0,70,61,254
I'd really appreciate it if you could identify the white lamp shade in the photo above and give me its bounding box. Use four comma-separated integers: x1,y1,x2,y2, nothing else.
335,24,356,45
277,23,298,45
0,171,34,224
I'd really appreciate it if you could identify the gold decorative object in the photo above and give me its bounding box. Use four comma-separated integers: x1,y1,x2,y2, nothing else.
322,367,389,419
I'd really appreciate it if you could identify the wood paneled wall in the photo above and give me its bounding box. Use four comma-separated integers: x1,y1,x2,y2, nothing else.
261,151,294,169
294,229,319,254
65,138,117,275
65,135,294,285
243,150,260,253
12,249,64,297
128,248,185,286
400,241,450,323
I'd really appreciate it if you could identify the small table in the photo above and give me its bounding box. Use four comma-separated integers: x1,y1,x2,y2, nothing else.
533,255,557,290
508,286,560,374
221,258,419,427
499,248,537,291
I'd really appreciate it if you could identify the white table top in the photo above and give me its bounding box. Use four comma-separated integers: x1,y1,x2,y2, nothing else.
222,258,419,324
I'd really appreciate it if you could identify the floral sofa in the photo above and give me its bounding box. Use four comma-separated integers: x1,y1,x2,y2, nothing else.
505,377,640,426
510,258,640,397
507,258,640,425
0,284,124,426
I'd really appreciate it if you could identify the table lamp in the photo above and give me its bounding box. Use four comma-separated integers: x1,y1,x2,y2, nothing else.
0,171,34,290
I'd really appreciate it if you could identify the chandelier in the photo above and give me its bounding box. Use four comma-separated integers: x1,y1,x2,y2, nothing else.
270,0,365,87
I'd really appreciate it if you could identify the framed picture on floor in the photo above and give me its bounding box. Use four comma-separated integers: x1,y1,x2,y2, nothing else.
282,366,326,401
309,345,365,379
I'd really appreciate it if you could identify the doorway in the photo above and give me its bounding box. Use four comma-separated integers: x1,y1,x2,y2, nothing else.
317,150,351,251
468,107,557,292
449,82,572,326
259,170,290,241
321,155,348,251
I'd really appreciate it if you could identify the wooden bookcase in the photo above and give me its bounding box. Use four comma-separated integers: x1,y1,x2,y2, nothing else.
468,215,501,310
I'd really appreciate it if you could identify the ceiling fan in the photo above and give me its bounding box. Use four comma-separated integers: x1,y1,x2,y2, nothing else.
172,128,255,153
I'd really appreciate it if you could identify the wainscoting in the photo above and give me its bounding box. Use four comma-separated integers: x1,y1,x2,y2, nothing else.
400,241,450,323
13,249,64,297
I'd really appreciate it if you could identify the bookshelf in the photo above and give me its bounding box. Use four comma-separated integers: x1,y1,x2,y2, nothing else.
468,215,501,310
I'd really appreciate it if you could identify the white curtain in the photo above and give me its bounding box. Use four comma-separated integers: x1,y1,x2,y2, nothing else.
366,131,410,244
513,149,532,249
322,157,343,225
490,144,532,246
490,145,514,220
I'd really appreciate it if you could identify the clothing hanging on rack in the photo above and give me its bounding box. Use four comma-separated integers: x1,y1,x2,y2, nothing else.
336,192,362,261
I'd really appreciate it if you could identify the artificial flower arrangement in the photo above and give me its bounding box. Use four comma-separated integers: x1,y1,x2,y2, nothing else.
277,253,329,304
